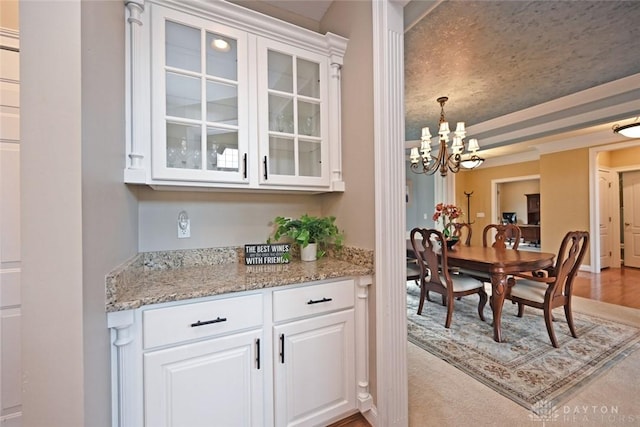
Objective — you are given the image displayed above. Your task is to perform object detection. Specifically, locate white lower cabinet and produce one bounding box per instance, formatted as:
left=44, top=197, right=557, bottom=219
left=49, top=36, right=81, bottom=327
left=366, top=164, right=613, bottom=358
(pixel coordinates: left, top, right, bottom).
left=273, top=310, right=355, bottom=427
left=144, top=329, right=264, bottom=427
left=108, top=278, right=370, bottom=427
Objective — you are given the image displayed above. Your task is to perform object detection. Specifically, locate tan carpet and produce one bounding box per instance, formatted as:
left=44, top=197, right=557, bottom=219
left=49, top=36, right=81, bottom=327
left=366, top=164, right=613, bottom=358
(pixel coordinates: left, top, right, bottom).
left=408, top=297, right=640, bottom=426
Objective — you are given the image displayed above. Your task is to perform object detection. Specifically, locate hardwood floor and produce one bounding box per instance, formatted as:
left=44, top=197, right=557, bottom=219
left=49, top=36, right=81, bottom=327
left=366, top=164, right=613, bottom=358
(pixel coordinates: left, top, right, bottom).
left=573, top=266, right=640, bottom=309
left=334, top=266, right=640, bottom=427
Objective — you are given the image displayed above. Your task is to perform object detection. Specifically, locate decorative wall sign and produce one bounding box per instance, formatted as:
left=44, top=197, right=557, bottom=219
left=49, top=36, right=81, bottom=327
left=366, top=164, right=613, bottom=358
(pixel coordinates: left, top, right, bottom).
left=244, top=243, right=291, bottom=265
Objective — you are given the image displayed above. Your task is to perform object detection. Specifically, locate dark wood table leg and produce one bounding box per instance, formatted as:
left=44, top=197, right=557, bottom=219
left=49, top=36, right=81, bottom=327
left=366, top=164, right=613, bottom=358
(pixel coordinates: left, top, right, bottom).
left=490, top=272, right=508, bottom=342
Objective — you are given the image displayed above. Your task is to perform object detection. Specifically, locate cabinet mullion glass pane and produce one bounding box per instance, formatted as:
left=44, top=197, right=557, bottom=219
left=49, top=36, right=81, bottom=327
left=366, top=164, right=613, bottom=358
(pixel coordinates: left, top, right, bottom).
left=298, top=139, right=322, bottom=177
left=166, top=123, right=202, bottom=170
left=206, top=32, right=238, bottom=81
left=207, top=127, right=239, bottom=172
left=297, top=58, right=320, bottom=98
left=166, top=21, right=200, bottom=72
left=268, top=51, right=293, bottom=93
left=207, top=81, right=238, bottom=125
left=166, top=72, right=201, bottom=120
left=297, top=101, right=320, bottom=137
left=269, top=95, right=294, bottom=133
left=269, top=136, right=295, bottom=176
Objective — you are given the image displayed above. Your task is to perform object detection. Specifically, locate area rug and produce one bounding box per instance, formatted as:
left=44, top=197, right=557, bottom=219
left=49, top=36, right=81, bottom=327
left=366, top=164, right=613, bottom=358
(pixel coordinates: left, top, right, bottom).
left=406, top=285, right=640, bottom=413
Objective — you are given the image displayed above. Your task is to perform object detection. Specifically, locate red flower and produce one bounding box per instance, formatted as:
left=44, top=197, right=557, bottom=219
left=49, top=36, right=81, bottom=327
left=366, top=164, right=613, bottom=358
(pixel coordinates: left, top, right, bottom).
left=433, top=203, right=464, bottom=237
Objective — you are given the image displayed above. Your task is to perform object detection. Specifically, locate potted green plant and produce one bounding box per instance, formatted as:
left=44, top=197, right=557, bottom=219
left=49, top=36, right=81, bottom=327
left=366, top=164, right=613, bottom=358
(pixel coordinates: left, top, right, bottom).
left=269, top=214, right=344, bottom=261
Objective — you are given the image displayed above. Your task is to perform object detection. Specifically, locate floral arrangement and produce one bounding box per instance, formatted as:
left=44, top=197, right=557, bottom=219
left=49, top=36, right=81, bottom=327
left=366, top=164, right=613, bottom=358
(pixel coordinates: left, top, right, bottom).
left=432, top=203, right=463, bottom=239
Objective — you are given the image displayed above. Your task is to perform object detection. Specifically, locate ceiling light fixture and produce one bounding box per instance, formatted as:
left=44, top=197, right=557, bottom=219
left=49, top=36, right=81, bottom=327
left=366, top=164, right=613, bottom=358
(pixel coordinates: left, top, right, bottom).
left=613, top=122, right=640, bottom=138
left=211, top=38, right=231, bottom=52
left=410, top=96, right=484, bottom=177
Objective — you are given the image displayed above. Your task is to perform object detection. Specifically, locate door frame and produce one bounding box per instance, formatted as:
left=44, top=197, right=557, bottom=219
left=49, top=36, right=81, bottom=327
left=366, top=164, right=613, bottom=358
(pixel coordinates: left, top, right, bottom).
left=589, top=141, right=640, bottom=271
left=491, top=174, right=540, bottom=232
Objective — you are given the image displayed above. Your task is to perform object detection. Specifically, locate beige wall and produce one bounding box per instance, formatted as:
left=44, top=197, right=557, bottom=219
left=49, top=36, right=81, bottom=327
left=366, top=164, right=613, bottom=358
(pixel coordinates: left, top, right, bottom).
left=138, top=189, right=319, bottom=251
left=80, top=2, right=137, bottom=424
left=455, top=161, right=539, bottom=246
left=458, top=149, right=591, bottom=260
left=320, top=1, right=375, bottom=250
left=21, top=1, right=135, bottom=425
left=320, top=0, right=377, bottom=403
left=539, top=148, right=590, bottom=257
left=499, top=179, right=540, bottom=225
left=0, top=1, right=18, bottom=30
left=456, top=148, right=589, bottom=263
left=608, top=146, right=640, bottom=168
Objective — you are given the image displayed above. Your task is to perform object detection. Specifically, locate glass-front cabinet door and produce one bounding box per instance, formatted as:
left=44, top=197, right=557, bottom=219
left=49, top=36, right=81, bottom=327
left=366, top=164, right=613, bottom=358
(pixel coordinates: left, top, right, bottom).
left=258, top=39, right=329, bottom=187
left=151, top=8, right=249, bottom=183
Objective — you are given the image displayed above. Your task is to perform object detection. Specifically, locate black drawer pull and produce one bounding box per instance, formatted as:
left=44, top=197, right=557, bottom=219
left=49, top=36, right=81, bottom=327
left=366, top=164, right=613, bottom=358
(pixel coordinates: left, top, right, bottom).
left=256, top=338, right=261, bottom=370
left=190, top=317, right=227, bottom=328
left=242, top=153, right=247, bottom=179
left=307, top=297, right=333, bottom=305
left=280, top=334, right=285, bottom=364
left=263, top=156, right=268, bottom=180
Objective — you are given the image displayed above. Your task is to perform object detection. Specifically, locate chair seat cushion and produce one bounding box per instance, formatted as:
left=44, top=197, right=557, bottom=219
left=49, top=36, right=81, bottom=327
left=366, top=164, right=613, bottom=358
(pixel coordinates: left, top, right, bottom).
left=441, top=274, right=485, bottom=292
left=509, top=279, right=548, bottom=303
left=407, top=263, right=421, bottom=281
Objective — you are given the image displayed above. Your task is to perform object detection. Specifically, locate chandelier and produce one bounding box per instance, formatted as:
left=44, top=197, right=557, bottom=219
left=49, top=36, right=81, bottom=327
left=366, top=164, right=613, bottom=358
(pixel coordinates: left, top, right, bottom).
left=410, top=96, right=484, bottom=177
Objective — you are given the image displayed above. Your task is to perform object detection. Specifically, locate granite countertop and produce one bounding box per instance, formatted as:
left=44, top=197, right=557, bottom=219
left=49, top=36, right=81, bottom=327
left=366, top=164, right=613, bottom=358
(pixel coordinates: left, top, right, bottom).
left=106, top=246, right=374, bottom=312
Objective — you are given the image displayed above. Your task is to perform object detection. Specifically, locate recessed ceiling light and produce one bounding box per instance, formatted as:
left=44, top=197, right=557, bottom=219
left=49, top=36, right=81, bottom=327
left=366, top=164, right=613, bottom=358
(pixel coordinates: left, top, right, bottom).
left=211, top=38, right=231, bottom=53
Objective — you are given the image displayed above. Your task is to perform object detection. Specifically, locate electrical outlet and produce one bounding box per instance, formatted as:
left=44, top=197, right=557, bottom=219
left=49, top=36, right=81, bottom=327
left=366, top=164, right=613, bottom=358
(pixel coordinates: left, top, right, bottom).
left=423, top=213, right=428, bottom=220
left=177, top=211, right=190, bottom=238
left=476, top=212, right=485, bottom=218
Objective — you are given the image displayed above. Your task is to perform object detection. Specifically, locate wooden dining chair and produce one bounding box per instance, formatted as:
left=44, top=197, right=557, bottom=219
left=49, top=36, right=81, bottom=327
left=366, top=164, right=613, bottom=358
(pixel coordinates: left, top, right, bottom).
left=506, top=231, right=589, bottom=347
left=483, top=223, right=521, bottom=249
left=410, top=227, right=488, bottom=328
left=451, top=222, right=472, bottom=246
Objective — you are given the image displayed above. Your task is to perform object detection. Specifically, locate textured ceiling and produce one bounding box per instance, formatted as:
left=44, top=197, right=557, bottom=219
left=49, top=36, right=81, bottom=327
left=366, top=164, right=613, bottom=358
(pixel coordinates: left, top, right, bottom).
left=404, top=1, right=640, bottom=142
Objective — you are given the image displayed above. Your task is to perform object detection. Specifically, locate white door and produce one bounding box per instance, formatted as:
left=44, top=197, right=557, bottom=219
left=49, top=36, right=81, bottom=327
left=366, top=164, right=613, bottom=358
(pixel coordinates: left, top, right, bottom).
left=622, top=170, right=640, bottom=268
left=273, top=310, right=355, bottom=427
left=598, top=169, right=613, bottom=269
left=144, top=329, right=264, bottom=427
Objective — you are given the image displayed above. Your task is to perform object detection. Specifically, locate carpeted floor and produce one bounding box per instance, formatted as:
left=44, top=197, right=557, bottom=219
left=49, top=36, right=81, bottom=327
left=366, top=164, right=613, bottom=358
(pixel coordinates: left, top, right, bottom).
left=408, top=285, right=640, bottom=426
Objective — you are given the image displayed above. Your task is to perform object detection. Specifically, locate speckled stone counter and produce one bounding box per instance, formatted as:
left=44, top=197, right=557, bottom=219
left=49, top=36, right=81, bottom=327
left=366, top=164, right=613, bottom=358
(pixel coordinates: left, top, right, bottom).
left=106, top=246, right=374, bottom=312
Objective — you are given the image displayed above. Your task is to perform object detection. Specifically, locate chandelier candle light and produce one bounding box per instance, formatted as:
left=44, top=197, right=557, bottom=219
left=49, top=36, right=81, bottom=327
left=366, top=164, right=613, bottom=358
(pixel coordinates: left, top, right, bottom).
left=410, top=97, right=484, bottom=176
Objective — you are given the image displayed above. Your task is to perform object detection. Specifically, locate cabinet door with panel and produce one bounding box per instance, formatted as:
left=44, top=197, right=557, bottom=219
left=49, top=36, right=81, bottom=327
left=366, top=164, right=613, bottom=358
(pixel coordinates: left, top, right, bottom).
left=273, top=310, right=355, bottom=427
left=150, top=6, right=250, bottom=184
left=272, top=280, right=356, bottom=427
left=258, top=38, right=329, bottom=188
left=144, top=329, right=264, bottom=427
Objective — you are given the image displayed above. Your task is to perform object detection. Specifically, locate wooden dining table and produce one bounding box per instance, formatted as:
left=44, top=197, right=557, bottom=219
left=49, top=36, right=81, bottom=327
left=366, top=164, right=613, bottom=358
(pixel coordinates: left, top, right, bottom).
left=407, top=241, right=556, bottom=342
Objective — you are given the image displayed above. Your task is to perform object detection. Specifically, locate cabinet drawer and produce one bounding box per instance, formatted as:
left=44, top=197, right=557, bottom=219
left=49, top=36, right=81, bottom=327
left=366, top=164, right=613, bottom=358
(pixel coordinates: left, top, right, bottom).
left=273, top=280, right=354, bottom=323
left=143, top=293, right=263, bottom=349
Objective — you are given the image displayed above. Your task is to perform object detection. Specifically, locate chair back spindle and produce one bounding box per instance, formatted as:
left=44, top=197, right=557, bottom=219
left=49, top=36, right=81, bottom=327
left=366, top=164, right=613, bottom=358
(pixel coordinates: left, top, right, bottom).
left=483, top=223, right=521, bottom=249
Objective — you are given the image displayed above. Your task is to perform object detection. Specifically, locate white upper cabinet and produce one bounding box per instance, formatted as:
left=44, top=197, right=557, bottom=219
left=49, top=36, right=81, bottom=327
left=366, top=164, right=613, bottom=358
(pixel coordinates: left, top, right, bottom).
left=258, top=39, right=329, bottom=188
left=124, top=0, right=347, bottom=192
left=151, top=10, right=249, bottom=184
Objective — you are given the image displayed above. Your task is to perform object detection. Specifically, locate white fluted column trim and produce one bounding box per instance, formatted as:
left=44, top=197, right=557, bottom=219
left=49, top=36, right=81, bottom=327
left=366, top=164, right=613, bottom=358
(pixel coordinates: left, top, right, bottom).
left=372, top=0, right=408, bottom=426
left=124, top=0, right=147, bottom=180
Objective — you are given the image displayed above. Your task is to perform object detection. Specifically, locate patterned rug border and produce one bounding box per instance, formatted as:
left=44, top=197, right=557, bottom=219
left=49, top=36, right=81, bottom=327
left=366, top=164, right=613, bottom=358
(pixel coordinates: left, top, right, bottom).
left=407, top=289, right=640, bottom=412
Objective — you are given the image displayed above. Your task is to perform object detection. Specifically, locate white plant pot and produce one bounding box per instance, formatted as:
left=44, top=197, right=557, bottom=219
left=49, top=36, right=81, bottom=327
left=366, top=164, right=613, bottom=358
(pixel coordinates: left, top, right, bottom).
left=300, top=243, right=317, bottom=261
